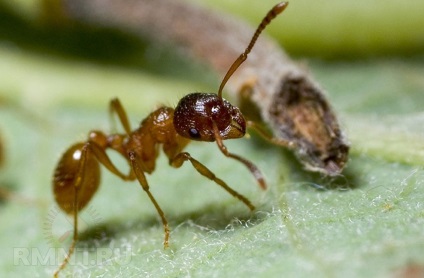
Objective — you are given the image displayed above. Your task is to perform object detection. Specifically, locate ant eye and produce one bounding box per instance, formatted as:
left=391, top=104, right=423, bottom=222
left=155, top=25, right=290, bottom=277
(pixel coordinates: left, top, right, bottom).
left=188, top=128, right=200, bottom=138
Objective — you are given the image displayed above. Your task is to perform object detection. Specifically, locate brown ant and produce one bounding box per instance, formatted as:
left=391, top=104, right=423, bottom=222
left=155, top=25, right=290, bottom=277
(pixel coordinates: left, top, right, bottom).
left=52, top=2, right=289, bottom=277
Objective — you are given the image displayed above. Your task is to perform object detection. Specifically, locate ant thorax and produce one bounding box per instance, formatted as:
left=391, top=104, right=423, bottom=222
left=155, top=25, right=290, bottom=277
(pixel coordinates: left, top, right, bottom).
left=124, top=106, right=188, bottom=173
left=173, top=93, right=246, bottom=142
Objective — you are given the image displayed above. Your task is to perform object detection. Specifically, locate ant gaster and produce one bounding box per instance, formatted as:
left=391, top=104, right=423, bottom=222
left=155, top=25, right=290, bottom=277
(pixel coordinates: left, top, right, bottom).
left=52, top=2, right=289, bottom=277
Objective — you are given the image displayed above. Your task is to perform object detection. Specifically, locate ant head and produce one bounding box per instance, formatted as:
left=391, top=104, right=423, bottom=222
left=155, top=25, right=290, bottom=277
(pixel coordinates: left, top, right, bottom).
left=174, top=93, right=246, bottom=142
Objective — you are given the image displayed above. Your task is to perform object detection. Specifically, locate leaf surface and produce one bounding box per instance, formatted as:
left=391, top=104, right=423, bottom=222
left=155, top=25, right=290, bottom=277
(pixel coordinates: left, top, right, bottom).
left=0, top=1, right=423, bottom=277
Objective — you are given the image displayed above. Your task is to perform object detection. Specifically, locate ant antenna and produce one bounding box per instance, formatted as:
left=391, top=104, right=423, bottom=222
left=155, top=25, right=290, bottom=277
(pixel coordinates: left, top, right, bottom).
left=217, top=2, right=289, bottom=99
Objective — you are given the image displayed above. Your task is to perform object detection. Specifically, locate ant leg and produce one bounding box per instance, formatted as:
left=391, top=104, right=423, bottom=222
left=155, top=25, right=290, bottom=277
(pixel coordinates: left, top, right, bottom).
left=54, top=187, right=80, bottom=278
left=128, top=151, right=170, bottom=248
left=87, top=141, right=135, bottom=180
left=212, top=122, right=266, bottom=190
left=54, top=144, right=91, bottom=278
left=170, top=152, right=255, bottom=211
left=109, top=98, right=132, bottom=135
left=246, top=121, right=295, bottom=149
left=54, top=142, right=136, bottom=277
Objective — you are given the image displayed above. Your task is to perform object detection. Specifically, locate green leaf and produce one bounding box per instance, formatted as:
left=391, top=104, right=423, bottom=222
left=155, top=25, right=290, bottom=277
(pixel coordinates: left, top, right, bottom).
left=1, top=2, right=424, bottom=278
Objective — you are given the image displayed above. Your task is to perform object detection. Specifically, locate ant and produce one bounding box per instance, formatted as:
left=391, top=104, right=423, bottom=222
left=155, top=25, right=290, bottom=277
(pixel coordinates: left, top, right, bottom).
left=52, top=2, right=289, bottom=277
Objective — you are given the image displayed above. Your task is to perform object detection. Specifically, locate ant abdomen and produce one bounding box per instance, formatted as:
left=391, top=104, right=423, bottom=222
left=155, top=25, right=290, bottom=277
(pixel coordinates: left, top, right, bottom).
left=53, top=143, right=100, bottom=214
left=174, top=93, right=246, bottom=141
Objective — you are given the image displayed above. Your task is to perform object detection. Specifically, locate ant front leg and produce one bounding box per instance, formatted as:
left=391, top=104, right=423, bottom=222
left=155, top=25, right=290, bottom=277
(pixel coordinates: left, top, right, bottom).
left=246, top=121, right=295, bottom=149
left=169, top=152, right=255, bottom=211
left=127, top=151, right=170, bottom=248
left=212, top=122, right=267, bottom=190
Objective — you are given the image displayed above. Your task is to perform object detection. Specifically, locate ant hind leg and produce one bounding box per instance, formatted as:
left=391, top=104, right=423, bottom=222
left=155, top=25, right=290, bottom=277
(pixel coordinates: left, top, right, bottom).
left=53, top=143, right=91, bottom=278
left=53, top=187, right=80, bottom=278
left=54, top=141, right=133, bottom=277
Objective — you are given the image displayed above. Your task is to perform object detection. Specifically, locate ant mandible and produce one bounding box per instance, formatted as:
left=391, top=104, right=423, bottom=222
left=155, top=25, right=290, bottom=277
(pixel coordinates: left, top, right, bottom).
left=52, top=2, right=289, bottom=277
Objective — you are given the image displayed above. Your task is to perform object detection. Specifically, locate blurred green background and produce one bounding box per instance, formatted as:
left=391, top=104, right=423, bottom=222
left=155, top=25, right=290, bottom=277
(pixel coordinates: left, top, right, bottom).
left=0, top=0, right=423, bottom=277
